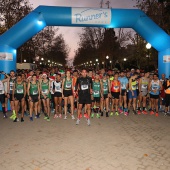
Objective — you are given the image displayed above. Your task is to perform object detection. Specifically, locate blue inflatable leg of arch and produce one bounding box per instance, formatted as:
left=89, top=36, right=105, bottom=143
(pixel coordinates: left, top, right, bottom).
left=0, top=6, right=170, bottom=78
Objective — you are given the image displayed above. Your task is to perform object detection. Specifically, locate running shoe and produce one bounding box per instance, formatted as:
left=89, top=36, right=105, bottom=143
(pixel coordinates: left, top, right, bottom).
left=13, top=118, right=18, bottom=122
left=79, top=113, right=82, bottom=119
left=150, top=111, right=154, bottom=115
left=54, top=114, right=58, bottom=119
left=133, top=110, right=137, bottom=115
left=76, top=119, right=80, bottom=125
left=110, top=112, right=114, bottom=116
left=115, top=111, right=119, bottom=116
left=84, top=113, right=87, bottom=118
left=24, top=111, right=29, bottom=116
left=142, top=110, right=147, bottom=115
left=91, top=113, right=94, bottom=118
left=137, top=110, right=141, bottom=115
left=3, top=113, right=8, bottom=119
left=118, top=108, right=123, bottom=114
left=64, top=115, right=67, bottom=120
left=35, top=115, right=40, bottom=119
left=44, top=116, right=48, bottom=120
left=71, top=115, right=75, bottom=120
left=87, top=119, right=90, bottom=126
left=46, top=117, right=50, bottom=121
left=155, top=112, right=159, bottom=117
left=21, top=117, right=24, bottom=122
left=59, top=114, right=62, bottom=118
left=96, top=113, right=100, bottom=118
left=106, top=112, right=109, bottom=117
left=10, top=114, right=16, bottom=119
left=30, top=117, right=33, bottom=121
left=124, top=111, right=129, bottom=116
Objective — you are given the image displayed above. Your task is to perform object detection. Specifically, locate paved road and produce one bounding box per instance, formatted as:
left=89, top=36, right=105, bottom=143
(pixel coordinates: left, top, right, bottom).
left=0, top=111, right=170, bottom=170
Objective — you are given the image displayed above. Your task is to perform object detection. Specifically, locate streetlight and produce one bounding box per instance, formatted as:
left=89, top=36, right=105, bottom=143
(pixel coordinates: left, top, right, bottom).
left=41, top=58, right=44, bottom=61
left=48, top=60, right=50, bottom=63
left=90, top=61, right=92, bottom=64
left=96, top=59, right=98, bottom=62
left=106, top=55, right=109, bottom=68
left=146, top=43, right=152, bottom=70
left=124, top=58, right=127, bottom=61
left=24, top=59, right=26, bottom=62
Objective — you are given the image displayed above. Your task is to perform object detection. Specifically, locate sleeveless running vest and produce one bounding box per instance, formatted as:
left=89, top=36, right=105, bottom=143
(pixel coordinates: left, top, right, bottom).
left=64, top=78, right=72, bottom=89
left=150, top=80, right=160, bottom=95
left=41, top=80, right=49, bottom=95
left=9, top=78, right=16, bottom=94
left=15, top=82, right=24, bottom=94
left=54, top=81, right=62, bottom=93
left=102, top=79, right=109, bottom=94
left=93, top=81, right=100, bottom=97
left=140, top=78, right=149, bottom=92
left=30, top=81, right=39, bottom=95
left=130, top=79, right=137, bottom=91
left=165, top=80, right=170, bottom=94
left=111, top=80, right=120, bottom=92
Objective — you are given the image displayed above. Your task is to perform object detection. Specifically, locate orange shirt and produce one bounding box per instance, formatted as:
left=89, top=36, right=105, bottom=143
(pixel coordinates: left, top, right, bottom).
left=111, top=80, right=121, bottom=92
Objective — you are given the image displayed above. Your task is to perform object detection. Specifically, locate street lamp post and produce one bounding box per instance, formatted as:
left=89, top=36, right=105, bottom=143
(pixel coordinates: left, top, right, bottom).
left=146, top=43, right=151, bottom=70
left=106, top=55, right=109, bottom=68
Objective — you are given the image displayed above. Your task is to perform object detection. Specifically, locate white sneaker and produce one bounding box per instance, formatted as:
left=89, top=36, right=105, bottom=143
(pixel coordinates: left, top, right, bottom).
left=87, top=119, right=90, bottom=126
left=17, top=118, right=20, bottom=122
left=64, top=115, right=67, bottom=120
left=76, top=119, right=80, bottom=125
left=71, top=115, right=75, bottom=120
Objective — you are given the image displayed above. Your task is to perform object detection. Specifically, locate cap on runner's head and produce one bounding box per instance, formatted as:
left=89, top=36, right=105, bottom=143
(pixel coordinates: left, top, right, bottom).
left=49, top=76, right=55, bottom=80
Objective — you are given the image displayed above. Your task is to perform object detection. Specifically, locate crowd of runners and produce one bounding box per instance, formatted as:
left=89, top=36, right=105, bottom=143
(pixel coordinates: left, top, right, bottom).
left=0, top=67, right=170, bottom=126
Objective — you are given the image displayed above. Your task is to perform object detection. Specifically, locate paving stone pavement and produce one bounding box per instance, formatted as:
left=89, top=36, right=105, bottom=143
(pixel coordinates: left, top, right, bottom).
left=0, top=111, right=170, bottom=170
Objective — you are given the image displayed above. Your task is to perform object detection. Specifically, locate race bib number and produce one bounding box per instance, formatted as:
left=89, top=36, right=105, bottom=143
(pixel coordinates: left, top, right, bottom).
left=10, top=84, right=13, bottom=91
left=55, top=86, right=61, bottom=92
left=33, top=90, right=38, bottom=95
left=142, top=84, right=147, bottom=89
left=17, top=89, right=23, bottom=94
left=66, top=83, right=71, bottom=88
left=81, top=84, right=88, bottom=90
left=42, top=89, right=48, bottom=94
left=121, top=84, right=126, bottom=89
left=114, top=86, right=119, bottom=90
left=94, top=90, right=99, bottom=95
left=132, top=85, right=136, bottom=90
left=104, top=86, right=108, bottom=91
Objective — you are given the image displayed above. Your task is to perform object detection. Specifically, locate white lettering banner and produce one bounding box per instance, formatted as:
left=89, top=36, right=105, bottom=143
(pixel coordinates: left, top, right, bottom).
left=72, top=8, right=111, bottom=25
left=0, top=53, right=13, bottom=61
left=163, top=55, right=170, bottom=63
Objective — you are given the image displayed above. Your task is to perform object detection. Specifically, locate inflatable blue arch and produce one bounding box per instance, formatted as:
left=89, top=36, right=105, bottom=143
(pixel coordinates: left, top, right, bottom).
left=0, top=6, right=170, bottom=77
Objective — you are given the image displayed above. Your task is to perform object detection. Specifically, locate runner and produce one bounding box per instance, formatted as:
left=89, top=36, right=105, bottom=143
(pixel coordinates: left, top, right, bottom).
left=149, top=73, right=162, bottom=116
left=75, top=68, right=92, bottom=125
left=62, top=70, right=75, bottom=120
left=27, top=74, right=40, bottom=121
left=53, top=74, right=63, bottom=118
left=118, top=70, right=129, bottom=116
left=0, top=72, right=9, bottom=118
left=128, top=72, right=138, bottom=115
left=9, top=70, right=17, bottom=120
left=40, top=72, right=51, bottom=121
left=164, top=76, right=170, bottom=116
left=91, top=73, right=102, bottom=118
left=100, top=73, right=110, bottom=117
left=110, top=72, right=121, bottom=116
left=138, top=72, right=149, bottom=114
left=12, top=74, right=26, bottom=122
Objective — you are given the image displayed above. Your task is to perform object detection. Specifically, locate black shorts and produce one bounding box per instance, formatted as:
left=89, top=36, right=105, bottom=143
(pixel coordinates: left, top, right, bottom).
left=14, top=94, right=24, bottom=102
left=136, top=89, right=139, bottom=96
left=54, top=92, right=62, bottom=97
left=111, top=92, right=120, bottom=99
left=94, top=97, right=100, bottom=102
left=103, top=94, right=108, bottom=99
left=165, top=94, right=170, bottom=107
left=79, top=93, right=91, bottom=104
left=63, top=90, right=73, bottom=97
left=10, top=93, right=13, bottom=101
left=150, top=94, right=159, bottom=99
left=30, top=95, right=39, bottom=103
left=121, top=89, right=126, bottom=96
left=0, top=94, right=5, bottom=104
